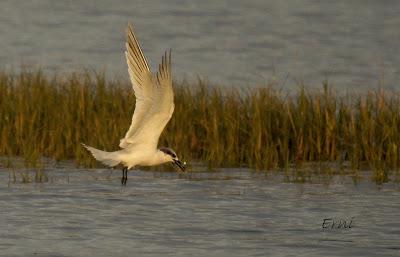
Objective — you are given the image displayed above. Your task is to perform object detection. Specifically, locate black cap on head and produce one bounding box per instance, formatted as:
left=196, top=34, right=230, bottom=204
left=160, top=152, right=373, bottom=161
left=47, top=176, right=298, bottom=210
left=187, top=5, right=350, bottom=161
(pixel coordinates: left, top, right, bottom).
left=159, top=147, right=177, bottom=158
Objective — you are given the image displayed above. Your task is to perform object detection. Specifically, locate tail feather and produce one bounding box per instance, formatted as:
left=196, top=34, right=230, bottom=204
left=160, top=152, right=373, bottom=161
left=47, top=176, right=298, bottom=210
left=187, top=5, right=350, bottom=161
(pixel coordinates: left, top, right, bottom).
left=81, top=143, right=121, bottom=167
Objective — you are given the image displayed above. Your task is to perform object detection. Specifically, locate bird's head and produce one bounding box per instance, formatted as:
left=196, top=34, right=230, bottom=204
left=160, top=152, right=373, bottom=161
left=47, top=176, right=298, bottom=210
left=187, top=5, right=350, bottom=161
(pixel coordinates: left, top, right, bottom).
left=159, top=147, right=185, bottom=171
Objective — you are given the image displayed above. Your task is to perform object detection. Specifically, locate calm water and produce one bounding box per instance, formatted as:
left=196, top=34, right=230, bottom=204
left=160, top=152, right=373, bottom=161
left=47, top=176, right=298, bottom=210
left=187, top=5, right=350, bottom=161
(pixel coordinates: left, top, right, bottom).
left=1, top=168, right=399, bottom=256
left=0, top=0, right=399, bottom=90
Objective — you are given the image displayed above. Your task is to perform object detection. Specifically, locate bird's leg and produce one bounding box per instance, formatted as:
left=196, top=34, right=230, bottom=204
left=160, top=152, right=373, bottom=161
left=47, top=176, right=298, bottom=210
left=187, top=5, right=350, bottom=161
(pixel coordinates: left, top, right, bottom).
left=124, top=168, right=128, bottom=185
left=121, top=168, right=124, bottom=185
left=121, top=167, right=128, bottom=186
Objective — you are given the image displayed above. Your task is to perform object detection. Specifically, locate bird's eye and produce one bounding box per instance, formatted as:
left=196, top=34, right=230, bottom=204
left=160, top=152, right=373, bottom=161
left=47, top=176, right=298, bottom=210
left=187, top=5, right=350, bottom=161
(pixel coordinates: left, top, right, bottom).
left=172, top=154, right=176, bottom=158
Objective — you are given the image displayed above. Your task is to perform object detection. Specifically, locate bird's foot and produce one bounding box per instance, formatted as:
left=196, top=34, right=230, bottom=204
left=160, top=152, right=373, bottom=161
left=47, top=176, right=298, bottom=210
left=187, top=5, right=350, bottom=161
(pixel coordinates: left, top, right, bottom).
left=121, top=176, right=127, bottom=186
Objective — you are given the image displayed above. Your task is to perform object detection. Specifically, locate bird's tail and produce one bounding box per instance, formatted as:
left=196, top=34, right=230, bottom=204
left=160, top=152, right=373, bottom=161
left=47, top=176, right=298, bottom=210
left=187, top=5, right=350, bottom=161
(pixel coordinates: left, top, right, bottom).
left=81, top=143, right=121, bottom=167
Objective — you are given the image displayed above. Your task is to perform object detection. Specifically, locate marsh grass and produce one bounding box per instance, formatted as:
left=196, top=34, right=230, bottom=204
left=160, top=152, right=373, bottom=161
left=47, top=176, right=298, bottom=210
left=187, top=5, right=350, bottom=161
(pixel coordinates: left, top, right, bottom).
left=0, top=69, right=399, bottom=183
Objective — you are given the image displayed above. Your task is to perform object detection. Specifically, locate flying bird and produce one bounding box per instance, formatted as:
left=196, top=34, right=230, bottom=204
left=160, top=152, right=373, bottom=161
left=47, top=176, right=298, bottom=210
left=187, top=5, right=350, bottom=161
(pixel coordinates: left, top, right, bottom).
left=82, top=23, right=185, bottom=185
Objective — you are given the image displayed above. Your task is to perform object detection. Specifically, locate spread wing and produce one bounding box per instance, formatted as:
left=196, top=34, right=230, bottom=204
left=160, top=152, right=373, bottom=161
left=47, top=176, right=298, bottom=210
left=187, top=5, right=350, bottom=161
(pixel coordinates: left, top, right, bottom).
left=119, top=23, right=174, bottom=150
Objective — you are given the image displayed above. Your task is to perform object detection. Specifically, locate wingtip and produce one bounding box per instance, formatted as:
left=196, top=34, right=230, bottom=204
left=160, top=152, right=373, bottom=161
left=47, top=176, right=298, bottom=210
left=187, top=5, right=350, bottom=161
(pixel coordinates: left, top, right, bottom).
left=81, top=143, right=89, bottom=149
left=169, top=48, right=172, bottom=67
left=126, top=22, right=134, bottom=35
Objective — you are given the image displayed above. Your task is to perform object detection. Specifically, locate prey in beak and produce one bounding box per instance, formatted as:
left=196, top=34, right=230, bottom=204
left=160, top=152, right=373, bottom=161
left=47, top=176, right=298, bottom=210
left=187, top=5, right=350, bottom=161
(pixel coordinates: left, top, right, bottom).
left=173, top=159, right=186, bottom=171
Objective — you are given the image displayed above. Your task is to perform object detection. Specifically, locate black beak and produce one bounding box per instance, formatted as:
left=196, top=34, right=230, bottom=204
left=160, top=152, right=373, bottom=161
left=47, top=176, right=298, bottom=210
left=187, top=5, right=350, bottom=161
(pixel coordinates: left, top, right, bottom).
left=173, top=159, right=185, bottom=171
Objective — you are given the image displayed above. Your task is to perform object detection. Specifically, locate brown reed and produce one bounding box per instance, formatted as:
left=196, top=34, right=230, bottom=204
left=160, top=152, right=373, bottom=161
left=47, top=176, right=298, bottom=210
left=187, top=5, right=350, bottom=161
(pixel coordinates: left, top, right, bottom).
left=0, top=69, right=399, bottom=183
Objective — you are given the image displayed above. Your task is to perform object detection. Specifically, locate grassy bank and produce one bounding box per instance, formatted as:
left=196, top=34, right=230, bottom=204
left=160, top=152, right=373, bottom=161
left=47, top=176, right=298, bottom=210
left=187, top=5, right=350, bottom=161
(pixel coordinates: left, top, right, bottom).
left=0, top=69, right=399, bottom=182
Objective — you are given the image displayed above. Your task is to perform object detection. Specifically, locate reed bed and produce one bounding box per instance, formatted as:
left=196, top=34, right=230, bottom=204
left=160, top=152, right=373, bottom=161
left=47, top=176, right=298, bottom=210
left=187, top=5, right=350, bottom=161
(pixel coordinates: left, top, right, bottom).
left=0, top=69, right=399, bottom=183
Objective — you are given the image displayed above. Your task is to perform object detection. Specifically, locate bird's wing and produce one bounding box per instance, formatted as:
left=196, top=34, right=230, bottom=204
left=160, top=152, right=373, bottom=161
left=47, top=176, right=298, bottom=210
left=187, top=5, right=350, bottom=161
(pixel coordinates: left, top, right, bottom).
left=119, top=23, right=174, bottom=150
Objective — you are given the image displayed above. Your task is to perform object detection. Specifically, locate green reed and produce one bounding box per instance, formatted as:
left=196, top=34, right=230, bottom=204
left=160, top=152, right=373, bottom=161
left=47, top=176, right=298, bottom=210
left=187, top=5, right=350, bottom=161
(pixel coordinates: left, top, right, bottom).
left=0, top=69, right=399, bottom=182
